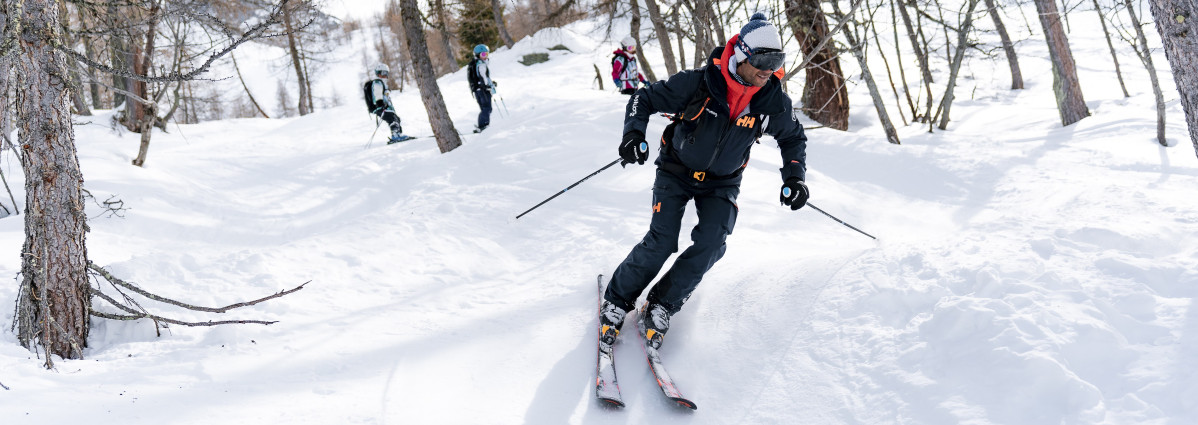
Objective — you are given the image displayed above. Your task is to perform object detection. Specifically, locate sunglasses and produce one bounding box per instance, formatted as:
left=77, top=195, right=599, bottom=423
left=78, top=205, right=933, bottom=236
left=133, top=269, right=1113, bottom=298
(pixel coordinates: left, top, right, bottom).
left=745, top=48, right=785, bottom=72
left=479, top=52, right=489, bottom=59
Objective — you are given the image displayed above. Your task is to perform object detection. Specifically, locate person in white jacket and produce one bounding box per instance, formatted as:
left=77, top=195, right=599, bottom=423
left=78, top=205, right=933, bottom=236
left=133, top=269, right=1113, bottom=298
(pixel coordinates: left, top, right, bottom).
left=363, top=63, right=412, bottom=144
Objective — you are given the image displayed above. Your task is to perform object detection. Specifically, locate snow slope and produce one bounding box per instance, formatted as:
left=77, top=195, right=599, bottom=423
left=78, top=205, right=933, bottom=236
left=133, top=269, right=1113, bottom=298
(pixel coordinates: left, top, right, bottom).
left=2, top=9, right=1197, bottom=425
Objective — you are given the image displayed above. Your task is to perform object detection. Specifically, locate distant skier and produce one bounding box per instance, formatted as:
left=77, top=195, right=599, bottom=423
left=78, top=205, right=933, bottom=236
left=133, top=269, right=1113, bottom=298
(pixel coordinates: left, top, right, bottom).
left=363, top=63, right=412, bottom=144
left=600, top=14, right=808, bottom=353
left=611, top=36, right=648, bottom=95
left=467, top=44, right=497, bottom=133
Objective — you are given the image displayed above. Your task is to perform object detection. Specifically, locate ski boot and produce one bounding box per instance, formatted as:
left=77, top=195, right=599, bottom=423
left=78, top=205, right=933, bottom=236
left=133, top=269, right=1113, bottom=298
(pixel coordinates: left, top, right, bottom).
left=472, top=124, right=488, bottom=134
left=638, top=301, right=671, bottom=350
left=387, top=133, right=414, bottom=144
left=599, top=300, right=627, bottom=351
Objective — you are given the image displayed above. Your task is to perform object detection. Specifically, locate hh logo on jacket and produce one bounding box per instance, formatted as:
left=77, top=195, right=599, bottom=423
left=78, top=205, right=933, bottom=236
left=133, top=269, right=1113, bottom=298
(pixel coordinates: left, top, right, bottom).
left=735, top=115, right=756, bottom=128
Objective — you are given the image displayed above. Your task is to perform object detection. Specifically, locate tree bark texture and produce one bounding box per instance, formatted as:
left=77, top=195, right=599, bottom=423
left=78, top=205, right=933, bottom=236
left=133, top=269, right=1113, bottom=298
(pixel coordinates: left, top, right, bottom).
left=937, top=0, right=981, bottom=130
left=1124, top=0, right=1166, bottom=146
left=1032, top=0, right=1090, bottom=126
left=13, top=0, right=92, bottom=362
left=629, top=0, right=658, bottom=82
left=643, top=0, right=678, bottom=76
left=1, top=2, right=10, bottom=139
left=399, top=0, right=463, bottom=153
left=983, top=0, right=1023, bottom=89
left=491, top=0, right=516, bottom=47
left=1145, top=0, right=1198, bottom=155
left=786, top=0, right=849, bottom=130
left=282, top=1, right=311, bottom=116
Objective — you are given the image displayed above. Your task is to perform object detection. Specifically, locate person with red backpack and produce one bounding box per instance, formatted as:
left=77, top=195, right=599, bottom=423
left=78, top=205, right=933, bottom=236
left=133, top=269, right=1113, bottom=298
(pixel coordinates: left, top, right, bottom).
left=600, top=14, right=808, bottom=356
left=363, top=63, right=412, bottom=144
left=611, top=36, right=648, bottom=95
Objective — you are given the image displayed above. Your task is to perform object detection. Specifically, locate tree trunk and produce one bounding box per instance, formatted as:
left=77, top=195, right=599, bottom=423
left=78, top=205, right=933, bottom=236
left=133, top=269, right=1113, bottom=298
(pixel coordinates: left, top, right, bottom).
left=130, top=1, right=161, bottom=166
left=833, top=1, right=901, bottom=144
left=896, top=0, right=935, bottom=122
left=786, top=0, right=849, bottom=130
left=643, top=0, right=678, bottom=76
left=491, top=0, right=516, bottom=47
left=983, top=0, right=1023, bottom=89
left=282, top=1, right=311, bottom=116
left=13, top=0, right=92, bottom=365
left=433, top=0, right=459, bottom=67
left=1032, top=0, right=1090, bottom=126
left=1093, top=0, right=1130, bottom=97
left=674, top=10, right=688, bottom=71
left=1145, top=0, right=1198, bottom=156
left=1, top=3, right=10, bottom=139
left=937, top=0, right=981, bottom=130
left=399, top=0, right=463, bottom=153
left=629, top=0, right=658, bottom=82
left=1123, top=0, right=1166, bottom=146
left=689, top=0, right=712, bottom=67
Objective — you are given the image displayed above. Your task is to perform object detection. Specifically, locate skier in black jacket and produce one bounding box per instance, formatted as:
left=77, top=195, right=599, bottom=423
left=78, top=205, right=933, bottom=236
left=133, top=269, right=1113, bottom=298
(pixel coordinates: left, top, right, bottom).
left=600, top=14, right=810, bottom=351
left=467, top=44, right=497, bottom=133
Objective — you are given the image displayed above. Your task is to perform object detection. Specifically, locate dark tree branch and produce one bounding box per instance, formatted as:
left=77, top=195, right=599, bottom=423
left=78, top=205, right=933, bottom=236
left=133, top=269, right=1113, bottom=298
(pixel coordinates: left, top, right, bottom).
left=88, top=261, right=308, bottom=314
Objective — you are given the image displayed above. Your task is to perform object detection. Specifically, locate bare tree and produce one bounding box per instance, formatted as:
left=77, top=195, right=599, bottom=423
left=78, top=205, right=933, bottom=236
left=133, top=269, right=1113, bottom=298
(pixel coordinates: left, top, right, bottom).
left=786, top=0, right=849, bottom=130
left=282, top=0, right=312, bottom=116
left=491, top=0, right=516, bottom=47
left=983, top=0, right=1023, bottom=89
left=643, top=0, right=678, bottom=76
left=8, top=0, right=303, bottom=368
left=399, top=0, right=463, bottom=153
left=936, top=0, right=982, bottom=130
left=1120, top=0, right=1166, bottom=146
left=1144, top=0, right=1198, bottom=156
left=12, top=0, right=94, bottom=363
left=896, top=0, right=936, bottom=122
left=832, top=0, right=902, bottom=144
left=629, top=0, right=658, bottom=82
left=1032, top=0, right=1090, bottom=126
left=432, top=0, right=459, bottom=68
left=1093, top=0, right=1131, bottom=98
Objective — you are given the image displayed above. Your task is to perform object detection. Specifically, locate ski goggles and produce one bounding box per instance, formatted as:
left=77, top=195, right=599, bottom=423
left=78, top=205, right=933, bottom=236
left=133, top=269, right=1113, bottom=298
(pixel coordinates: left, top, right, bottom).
left=479, top=51, right=489, bottom=59
left=377, top=70, right=389, bottom=78
left=745, top=48, right=785, bottom=72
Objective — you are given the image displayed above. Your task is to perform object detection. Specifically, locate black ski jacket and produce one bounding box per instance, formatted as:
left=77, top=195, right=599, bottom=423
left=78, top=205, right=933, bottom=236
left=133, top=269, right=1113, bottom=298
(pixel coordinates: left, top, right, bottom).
left=623, top=46, right=807, bottom=182
left=467, top=58, right=491, bottom=92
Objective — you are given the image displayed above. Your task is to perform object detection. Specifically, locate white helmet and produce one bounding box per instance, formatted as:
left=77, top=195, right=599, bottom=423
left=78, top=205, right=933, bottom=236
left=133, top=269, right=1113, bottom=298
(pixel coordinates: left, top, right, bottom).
left=621, top=36, right=635, bottom=50
left=373, top=63, right=390, bottom=78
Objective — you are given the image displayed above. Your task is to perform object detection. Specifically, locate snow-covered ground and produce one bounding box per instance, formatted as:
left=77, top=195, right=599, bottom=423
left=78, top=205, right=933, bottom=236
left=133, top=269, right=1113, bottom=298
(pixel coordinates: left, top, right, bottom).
left=2, top=6, right=1197, bottom=425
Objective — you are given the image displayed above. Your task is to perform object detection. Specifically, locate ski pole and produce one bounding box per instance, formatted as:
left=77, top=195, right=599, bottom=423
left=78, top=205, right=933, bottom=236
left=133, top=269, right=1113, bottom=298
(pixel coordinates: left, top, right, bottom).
left=516, top=157, right=631, bottom=220
left=364, top=115, right=381, bottom=149
left=497, top=94, right=510, bottom=116
left=806, top=202, right=877, bottom=240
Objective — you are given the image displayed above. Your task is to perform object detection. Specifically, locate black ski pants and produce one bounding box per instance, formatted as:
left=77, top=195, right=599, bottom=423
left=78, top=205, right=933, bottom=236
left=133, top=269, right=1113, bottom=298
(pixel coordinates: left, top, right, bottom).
left=473, top=89, right=492, bottom=129
left=375, top=108, right=402, bottom=135
left=604, top=169, right=739, bottom=314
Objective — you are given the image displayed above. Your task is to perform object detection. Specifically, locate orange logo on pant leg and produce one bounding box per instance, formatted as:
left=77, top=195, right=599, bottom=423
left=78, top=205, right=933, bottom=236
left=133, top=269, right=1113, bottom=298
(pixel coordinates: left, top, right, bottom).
left=653, top=202, right=661, bottom=213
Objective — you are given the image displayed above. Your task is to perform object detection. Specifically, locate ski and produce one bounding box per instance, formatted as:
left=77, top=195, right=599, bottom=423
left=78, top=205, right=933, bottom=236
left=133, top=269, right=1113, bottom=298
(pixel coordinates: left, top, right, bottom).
left=635, top=305, right=697, bottom=410
left=595, top=274, right=624, bottom=407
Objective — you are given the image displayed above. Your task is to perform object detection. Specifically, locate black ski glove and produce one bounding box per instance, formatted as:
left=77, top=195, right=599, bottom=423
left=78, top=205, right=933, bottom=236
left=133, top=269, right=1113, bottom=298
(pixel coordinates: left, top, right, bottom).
left=619, top=130, right=649, bottom=166
left=780, top=177, right=809, bottom=210
left=374, top=100, right=386, bottom=113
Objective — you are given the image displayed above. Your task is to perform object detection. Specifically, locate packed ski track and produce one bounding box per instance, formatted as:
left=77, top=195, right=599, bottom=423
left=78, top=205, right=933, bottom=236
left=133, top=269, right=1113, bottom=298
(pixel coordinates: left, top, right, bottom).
left=2, top=9, right=1198, bottom=425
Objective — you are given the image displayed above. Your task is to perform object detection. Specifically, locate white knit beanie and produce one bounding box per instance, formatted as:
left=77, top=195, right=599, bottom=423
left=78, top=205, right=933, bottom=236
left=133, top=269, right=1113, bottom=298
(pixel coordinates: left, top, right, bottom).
left=733, top=13, right=782, bottom=65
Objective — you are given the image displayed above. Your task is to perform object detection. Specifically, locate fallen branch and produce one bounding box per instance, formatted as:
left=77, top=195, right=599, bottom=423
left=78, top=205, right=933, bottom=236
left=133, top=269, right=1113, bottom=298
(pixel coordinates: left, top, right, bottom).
left=86, top=262, right=308, bottom=334
left=88, top=262, right=307, bottom=313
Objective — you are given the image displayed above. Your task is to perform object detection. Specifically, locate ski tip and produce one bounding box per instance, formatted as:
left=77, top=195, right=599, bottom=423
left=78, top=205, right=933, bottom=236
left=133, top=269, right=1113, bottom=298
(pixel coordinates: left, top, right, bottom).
left=598, top=397, right=625, bottom=408
left=672, top=398, right=697, bottom=410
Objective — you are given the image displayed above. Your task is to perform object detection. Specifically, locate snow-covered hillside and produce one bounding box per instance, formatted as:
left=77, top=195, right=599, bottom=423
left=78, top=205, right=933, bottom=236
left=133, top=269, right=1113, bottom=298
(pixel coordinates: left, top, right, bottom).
left=1, top=8, right=1197, bottom=425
